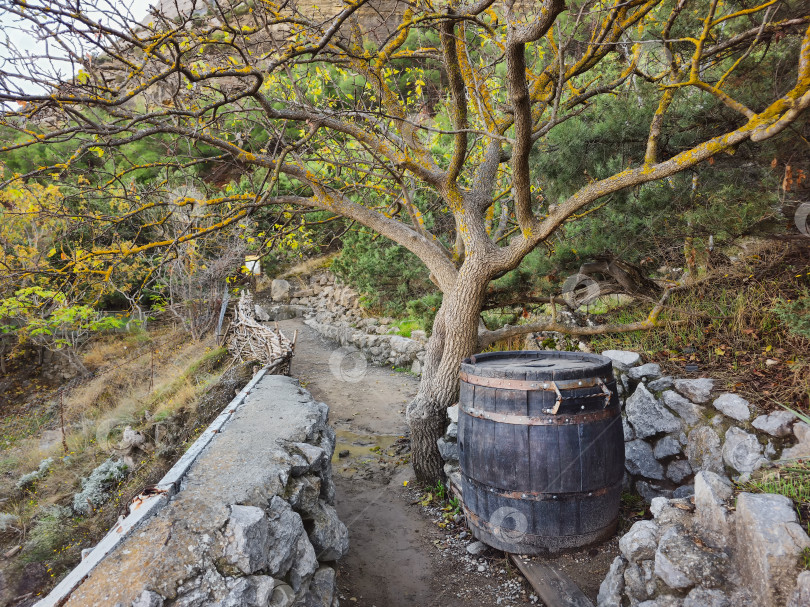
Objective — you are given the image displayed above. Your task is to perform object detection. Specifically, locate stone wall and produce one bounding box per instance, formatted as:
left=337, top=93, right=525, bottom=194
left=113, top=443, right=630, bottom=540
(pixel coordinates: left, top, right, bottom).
left=597, top=474, right=810, bottom=606
left=37, top=375, right=347, bottom=607
left=266, top=272, right=427, bottom=372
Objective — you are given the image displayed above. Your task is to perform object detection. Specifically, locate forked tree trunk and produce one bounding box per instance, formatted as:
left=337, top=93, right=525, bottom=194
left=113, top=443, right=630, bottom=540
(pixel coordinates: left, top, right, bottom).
left=407, top=262, right=489, bottom=483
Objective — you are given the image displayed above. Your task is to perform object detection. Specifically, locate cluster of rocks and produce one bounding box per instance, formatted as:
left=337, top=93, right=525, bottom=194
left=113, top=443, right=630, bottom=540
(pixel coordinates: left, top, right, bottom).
left=602, top=349, right=806, bottom=501
left=269, top=272, right=428, bottom=371
left=60, top=376, right=348, bottom=607
left=598, top=471, right=810, bottom=606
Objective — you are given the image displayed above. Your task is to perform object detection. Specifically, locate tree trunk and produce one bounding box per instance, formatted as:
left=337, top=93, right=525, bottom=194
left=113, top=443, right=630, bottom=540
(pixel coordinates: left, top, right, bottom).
left=407, top=261, right=489, bottom=483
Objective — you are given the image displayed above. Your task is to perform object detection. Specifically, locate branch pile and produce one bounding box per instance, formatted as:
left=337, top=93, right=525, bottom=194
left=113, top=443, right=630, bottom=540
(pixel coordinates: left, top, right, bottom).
left=227, top=291, right=295, bottom=375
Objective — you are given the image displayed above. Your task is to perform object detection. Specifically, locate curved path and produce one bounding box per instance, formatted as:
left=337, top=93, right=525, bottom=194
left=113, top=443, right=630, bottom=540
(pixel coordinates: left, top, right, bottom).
left=278, top=318, right=518, bottom=607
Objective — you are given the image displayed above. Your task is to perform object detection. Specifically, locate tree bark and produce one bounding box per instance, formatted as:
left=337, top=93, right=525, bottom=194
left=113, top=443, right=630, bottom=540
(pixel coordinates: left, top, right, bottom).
left=407, top=260, right=489, bottom=482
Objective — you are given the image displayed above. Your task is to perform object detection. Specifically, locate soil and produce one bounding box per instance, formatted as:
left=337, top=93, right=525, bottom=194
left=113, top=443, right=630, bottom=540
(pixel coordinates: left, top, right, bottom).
left=279, top=317, right=620, bottom=607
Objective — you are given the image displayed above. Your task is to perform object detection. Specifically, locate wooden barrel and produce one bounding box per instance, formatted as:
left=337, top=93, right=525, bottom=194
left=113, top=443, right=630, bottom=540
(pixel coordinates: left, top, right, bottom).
left=457, top=350, right=623, bottom=554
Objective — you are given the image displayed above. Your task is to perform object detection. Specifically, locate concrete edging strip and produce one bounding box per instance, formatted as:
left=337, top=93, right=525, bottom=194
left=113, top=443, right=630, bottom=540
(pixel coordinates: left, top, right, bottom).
left=35, top=368, right=269, bottom=607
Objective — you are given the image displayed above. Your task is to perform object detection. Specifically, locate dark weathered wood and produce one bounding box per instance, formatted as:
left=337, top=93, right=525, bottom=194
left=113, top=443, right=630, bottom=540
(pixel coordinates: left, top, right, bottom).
left=458, top=350, right=623, bottom=555
left=510, top=555, right=595, bottom=607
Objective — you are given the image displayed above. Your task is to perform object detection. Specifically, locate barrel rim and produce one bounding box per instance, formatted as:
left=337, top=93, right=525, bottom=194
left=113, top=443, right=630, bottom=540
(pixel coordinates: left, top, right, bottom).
left=460, top=350, right=613, bottom=381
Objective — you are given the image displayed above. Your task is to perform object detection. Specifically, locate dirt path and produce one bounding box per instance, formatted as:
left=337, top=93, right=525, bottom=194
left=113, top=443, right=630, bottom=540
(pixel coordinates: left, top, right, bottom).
left=279, top=318, right=540, bottom=607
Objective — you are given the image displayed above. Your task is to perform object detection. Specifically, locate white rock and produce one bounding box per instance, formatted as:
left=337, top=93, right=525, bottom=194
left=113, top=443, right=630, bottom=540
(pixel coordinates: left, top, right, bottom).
left=131, top=590, right=164, bottom=607
left=752, top=411, right=796, bottom=437
left=722, top=427, right=763, bottom=474
left=654, top=526, right=729, bottom=590
left=601, top=350, right=642, bottom=371
left=673, top=378, right=715, bottom=404
left=783, top=423, right=810, bottom=461
left=271, top=279, right=292, bottom=302
left=712, top=393, right=751, bottom=422
left=466, top=540, right=487, bottom=555
left=619, top=520, right=660, bottom=562
left=447, top=404, right=459, bottom=424
left=597, top=556, right=626, bottom=607
left=684, top=588, right=730, bottom=607
left=788, top=570, right=810, bottom=607
left=662, top=391, right=705, bottom=427
left=694, top=471, right=733, bottom=547
left=735, top=492, right=810, bottom=607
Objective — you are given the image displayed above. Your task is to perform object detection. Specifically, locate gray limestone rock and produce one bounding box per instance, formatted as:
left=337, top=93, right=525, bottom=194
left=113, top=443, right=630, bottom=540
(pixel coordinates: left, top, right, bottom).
left=752, top=410, right=796, bottom=437
left=286, top=475, right=321, bottom=514
left=735, top=492, right=810, bottom=607
left=301, top=566, right=336, bottom=607
left=654, top=526, right=729, bottom=590
left=648, top=377, right=674, bottom=392
left=447, top=404, right=459, bottom=424
left=686, top=427, right=724, bottom=474
left=673, top=378, right=715, bottom=404
left=626, top=440, right=665, bottom=480
left=307, top=500, right=349, bottom=562
left=271, top=279, right=292, bottom=303
left=445, top=422, right=458, bottom=440
left=601, top=350, right=642, bottom=371
left=288, top=534, right=318, bottom=593
left=269, top=584, right=295, bottom=607
left=437, top=438, right=459, bottom=462
left=661, top=391, right=704, bottom=427
left=788, top=571, right=810, bottom=607
left=224, top=505, right=270, bottom=575
left=626, top=384, right=681, bottom=439
left=619, top=519, right=660, bottom=562
left=291, top=443, right=326, bottom=473
left=623, top=417, right=635, bottom=441
left=637, top=596, right=685, bottom=607
left=636, top=481, right=673, bottom=503
left=722, top=427, right=763, bottom=474
left=466, top=541, right=488, bottom=555
left=629, top=363, right=662, bottom=381
left=649, top=498, right=693, bottom=528
left=712, top=393, right=751, bottom=422
left=221, top=576, right=275, bottom=607
left=683, top=588, right=730, bottom=607
left=654, top=435, right=682, bottom=460
left=265, top=497, right=306, bottom=578
left=597, top=556, right=626, bottom=607
left=672, top=485, right=694, bottom=499
left=131, top=590, right=164, bottom=607
left=254, top=304, right=271, bottom=322
left=694, top=471, right=733, bottom=548
left=666, top=460, right=692, bottom=484
left=624, top=560, right=656, bottom=604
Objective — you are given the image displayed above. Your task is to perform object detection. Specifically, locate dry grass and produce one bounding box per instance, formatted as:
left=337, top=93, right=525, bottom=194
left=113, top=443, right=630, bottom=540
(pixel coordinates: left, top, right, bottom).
left=0, top=327, right=233, bottom=601
left=277, top=253, right=337, bottom=280
left=589, top=239, right=810, bottom=412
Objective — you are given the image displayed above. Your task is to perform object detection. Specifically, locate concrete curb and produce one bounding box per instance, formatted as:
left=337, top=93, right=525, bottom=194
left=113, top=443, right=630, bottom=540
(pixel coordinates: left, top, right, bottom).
left=35, top=368, right=270, bottom=607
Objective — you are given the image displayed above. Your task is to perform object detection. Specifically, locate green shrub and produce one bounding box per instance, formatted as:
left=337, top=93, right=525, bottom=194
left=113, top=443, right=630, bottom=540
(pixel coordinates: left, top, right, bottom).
left=332, top=229, right=436, bottom=317
left=773, top=292, right=810, bottom=340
